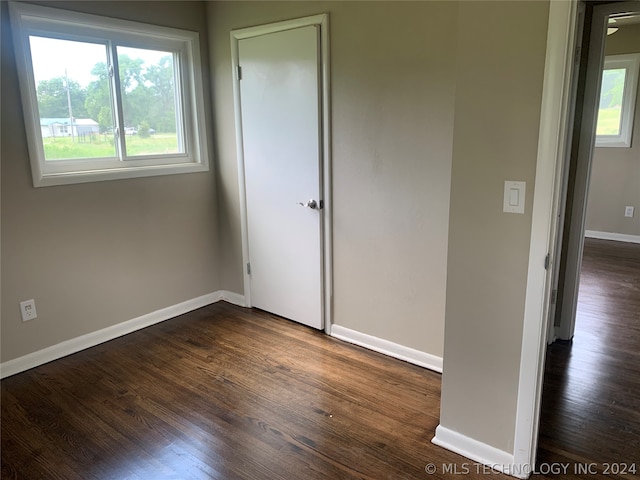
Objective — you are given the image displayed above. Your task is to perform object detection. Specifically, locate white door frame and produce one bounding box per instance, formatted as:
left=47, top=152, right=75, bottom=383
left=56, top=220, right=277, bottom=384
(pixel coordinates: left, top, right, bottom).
left=545, top=2, right=587, bottom=346
left=514, top=0, right=640, bottom=472
left=512, top=0, right=579, bottom=472
left=230, top=14, right=333, bottom=334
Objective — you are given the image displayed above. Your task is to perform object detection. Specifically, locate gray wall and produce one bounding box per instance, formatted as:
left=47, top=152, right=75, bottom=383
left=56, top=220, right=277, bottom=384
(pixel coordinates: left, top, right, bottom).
left=586, top=23, right=640, bottom=236
left=208, top=1, right=456, bottom=357
left=1, top=1, right=221, bottom=363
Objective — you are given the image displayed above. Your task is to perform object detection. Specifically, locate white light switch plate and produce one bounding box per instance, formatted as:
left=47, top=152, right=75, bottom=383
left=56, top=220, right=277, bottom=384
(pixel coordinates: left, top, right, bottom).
left=504, top=181, right=526, bottom=214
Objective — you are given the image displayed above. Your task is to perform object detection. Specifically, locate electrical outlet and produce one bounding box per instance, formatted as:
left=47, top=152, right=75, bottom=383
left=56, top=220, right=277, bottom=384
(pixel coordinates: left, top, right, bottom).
left=20, top=299, right=38, bottom=322
left=625, top=206, right=635, bottom=218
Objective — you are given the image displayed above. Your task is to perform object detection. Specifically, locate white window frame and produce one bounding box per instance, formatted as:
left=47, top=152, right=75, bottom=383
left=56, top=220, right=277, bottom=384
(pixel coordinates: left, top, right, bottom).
left=595, top=53, right=640, bottom=148
left=9, top=2, right=210, bottom=187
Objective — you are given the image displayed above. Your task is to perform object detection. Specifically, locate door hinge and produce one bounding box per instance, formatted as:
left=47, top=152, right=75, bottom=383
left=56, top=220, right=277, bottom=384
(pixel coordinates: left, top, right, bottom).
left=550, top=289, right=557, bottom=304
left=247, top=262, right=251, bottom=275
left=544, top=253, right=551, bottom=270
left=574, top=45, right=582, bottom=66
left=237, top=65, right=242, bottom=81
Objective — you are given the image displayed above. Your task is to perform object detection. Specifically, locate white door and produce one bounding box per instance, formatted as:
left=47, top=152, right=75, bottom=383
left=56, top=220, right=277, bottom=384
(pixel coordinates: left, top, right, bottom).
left=238, top=25, right=324, bottom=329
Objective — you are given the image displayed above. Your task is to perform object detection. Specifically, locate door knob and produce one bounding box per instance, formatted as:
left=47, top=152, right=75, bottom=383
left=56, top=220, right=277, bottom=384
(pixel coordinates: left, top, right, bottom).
left=297, top=199, right=321, bottom=209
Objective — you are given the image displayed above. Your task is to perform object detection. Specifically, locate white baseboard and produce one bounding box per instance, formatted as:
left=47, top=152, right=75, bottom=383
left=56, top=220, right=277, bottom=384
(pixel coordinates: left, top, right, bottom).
left=221, top=290, right=246, bottom=307
left=0, top=291, right=225, bottom=379
left=585, top=230, right=640, bottom=244
left=330, top=324, right=443, bottom=373
left=432, top=425, right=529, bottom=479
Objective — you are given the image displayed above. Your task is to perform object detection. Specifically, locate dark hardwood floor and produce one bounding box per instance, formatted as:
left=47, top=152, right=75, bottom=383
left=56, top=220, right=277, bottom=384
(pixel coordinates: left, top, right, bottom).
left=2, top=302, right=465, bottom=480
left=537, top=238, right=640, bottom=476
left=2, top=239, right=638, bottom=479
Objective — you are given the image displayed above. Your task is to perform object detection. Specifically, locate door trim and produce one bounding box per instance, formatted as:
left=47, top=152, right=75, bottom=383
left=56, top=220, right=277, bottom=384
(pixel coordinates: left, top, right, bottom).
left=512, top=0, right=579, bottom=470
left=230, top=14, right=333, bottom=334
left=514, top=0, right=640, bottom=470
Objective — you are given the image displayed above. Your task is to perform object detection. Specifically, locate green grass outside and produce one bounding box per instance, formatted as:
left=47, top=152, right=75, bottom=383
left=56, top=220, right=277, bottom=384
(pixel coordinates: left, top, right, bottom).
left=596, top=107, right=622, bottom=136
left=43, top=134, right=179, bottom=160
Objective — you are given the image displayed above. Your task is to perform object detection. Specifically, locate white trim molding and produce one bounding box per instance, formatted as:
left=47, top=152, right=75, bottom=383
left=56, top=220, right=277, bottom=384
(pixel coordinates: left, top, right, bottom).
left=585, top=230, right=640, bottom=244
left=432, top=426, right=531, bottom=479
left=330, top=324, right=442, bottom=373
left=221, top=290, right=247, bottom=307
left=0, top=291, right=241, bottom=379
left=513, top=0, right=579, bottom=474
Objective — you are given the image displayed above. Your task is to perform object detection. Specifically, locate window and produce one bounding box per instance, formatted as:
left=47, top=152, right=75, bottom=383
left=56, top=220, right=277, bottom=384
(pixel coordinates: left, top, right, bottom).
left=595, top=53, right=640, bottom=148
left=9, top=2, right=209, bottom=186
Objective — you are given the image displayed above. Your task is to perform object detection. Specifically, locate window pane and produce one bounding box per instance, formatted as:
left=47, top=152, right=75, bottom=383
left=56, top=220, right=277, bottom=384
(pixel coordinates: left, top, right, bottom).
left=596, top=68, right=626, bottom=136
left=29, top=36, right=116, bottom=160
left=116, top=46, right=181, bottom=157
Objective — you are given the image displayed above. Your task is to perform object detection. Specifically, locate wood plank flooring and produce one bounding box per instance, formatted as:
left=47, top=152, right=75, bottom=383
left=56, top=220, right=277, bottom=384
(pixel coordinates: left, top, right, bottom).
left=2, top=303, right=466, bottom=480
left=537, top=238, right=640, bottom=476
left=2, top=239, right=638, bottom=479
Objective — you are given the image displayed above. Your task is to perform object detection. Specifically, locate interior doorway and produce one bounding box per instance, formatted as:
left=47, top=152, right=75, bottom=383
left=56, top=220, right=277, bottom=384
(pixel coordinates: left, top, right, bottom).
left=537, top=0, right=640, bottom=469
left=553, top=1, right=640, bottom=343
